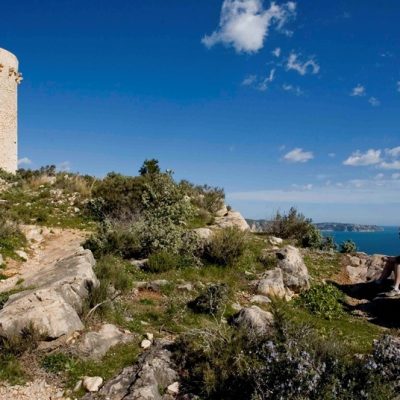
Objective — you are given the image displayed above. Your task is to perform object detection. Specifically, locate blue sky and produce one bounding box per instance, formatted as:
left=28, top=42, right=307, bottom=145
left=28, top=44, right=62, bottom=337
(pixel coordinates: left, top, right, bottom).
left=2, top=0, right=400, bottom=224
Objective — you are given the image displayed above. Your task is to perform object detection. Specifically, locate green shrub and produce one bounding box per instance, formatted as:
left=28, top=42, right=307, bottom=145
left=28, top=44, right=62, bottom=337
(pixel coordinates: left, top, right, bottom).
left=188, top=284, right=228, bottom=315
left=205, top=227, right=247, bottom=266
left=147, top=251, right=180, bottom=273
left=340, top=240, right=357, bottom=253
left=297, top=283, right=344, bottom=320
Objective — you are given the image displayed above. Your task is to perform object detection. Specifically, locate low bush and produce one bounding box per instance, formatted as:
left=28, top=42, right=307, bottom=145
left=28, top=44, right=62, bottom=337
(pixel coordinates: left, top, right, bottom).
left=340, top=240, right=357, bottom=253
left=0, top=210, right=26, bottom=259
left=174, top=311, right=396, bottom=399
left=147, top=251, right=180, bottom=273
left=205, top=227, right=247, bottom=266
left=188, top=284, right=228, bottom=315
left=297, top=283, right=344, bottom=320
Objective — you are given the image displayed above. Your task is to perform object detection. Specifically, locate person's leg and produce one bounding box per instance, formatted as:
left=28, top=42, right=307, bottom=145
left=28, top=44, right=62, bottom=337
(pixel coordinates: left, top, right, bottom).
left=375, top=257, right=395, bottom=283
left=393, top=262, right=400, bottom=290
left=385, top=257, right=400, bottom=296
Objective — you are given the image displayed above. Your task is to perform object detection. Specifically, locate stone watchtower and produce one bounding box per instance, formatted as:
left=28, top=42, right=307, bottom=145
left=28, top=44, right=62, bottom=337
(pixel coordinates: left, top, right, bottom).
left=0, top=48, right=22, bottom=173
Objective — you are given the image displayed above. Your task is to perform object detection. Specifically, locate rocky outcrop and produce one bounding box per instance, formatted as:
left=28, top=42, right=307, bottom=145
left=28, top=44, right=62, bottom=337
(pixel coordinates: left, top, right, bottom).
left=77, top=324, right=134, bottom=360
left=231, top=306, right=274, bottom=335
left=0, top=248, right=98, bottom=339
left=213, top=210, right=250, bottom=231
left=344, top=253, right=392, bottom=284
left=83, top=340, right=178, bottom=400
left=276, top=246, right=310, bottom=292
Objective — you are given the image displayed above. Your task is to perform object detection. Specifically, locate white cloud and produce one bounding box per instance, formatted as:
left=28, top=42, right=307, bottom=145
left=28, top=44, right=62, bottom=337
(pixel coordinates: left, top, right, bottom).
left=202, top=0, right=296, bottom=53
left=380, top=161, right=400, bottom=170
left=385, top=146, right=400, bottom=158
left=286, top=53, right=320, bottom=75
left=258, top=68, right=275, bottom=91
left=283, top=148, right=314, bottom=163
left=392, top=173, right=400, bottom=180
left=282, top=83, right=303, bottom=96
left=374, top=173, right=384, bottom=180
left=272, top=47, right=281, bottom=57
left=368, top=96, right=380, bottom=107
left=328, top=152, right=336, bottom=158
left=292, top=183, right=313, bottom=190
left=18, top=157, right=32, bottom=166
left=343, top=149, right=382, bottom=166
left=350, top=84, right=366, bottom=97
left=242, top=74, right=257, bottom=86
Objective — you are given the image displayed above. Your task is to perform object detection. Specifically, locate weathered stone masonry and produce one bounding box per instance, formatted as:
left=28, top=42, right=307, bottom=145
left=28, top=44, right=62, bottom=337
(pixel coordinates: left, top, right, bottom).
left=0, top=48, right=22, bottom=173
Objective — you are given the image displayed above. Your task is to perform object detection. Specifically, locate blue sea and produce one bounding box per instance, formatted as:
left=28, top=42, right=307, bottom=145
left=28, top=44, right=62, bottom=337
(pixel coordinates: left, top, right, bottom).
left=322, top=226, right=399, bottom=256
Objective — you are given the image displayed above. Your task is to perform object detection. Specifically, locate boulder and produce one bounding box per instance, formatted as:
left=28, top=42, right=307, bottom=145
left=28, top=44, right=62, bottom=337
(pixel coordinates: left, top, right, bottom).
left=255, top=268, right=287, bottom=298
left=0, top=254, right=3, bottom=266
left=231, top=306, right=274, bottom=335
left=0, top=249, right=98, bottom=339
left=213, top=210, right=250, bottom=231
left=82, top=340, right=178, bottom=400
left=276, top=246, right=310, bottom=292
left=83, top=376, right=103, bottom=392
left=346, top=265, right=368, bottom=284
left=366, top=255, right=391, bottom=281
left=269, top=236, right=283, bottom=246
left=192, top=228, right=213, bottom=242
left=77, top=324, right=133, bottom=360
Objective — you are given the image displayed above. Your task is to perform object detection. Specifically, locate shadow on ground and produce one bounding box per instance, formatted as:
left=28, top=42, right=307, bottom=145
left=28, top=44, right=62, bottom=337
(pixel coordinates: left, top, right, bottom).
left=331, top=280, right=400, bottom=329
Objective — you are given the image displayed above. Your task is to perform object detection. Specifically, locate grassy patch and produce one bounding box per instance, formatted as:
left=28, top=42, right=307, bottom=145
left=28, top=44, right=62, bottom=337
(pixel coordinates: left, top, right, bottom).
left=304, top=252, right=341, bottom=282
left=41, top=342, right=140, bottom=391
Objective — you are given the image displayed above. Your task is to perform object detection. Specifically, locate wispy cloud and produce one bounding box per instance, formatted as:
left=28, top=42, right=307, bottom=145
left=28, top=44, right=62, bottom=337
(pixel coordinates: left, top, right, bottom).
left=343, top=149, right=382, bottom=166
left=380, top=161, right=400, bottom=170
left=286, top=53, right=320, bottom=75
left=58, top=161, right=71, bottom=172
left=368, top=96, right=380, bottom=107
left=18, top=157, right=32, bottom=166
left=258, top=68, right=275, bottom=91
left=282, top=83, right=303, bottom=96
left=272, top=47, right=281, bottom=57
left=386, top=146, right=400, bottom=158
left=228, top=179, right=400, bottom=205
left=202, top=0, right=296, bottom=53
left=350, top=84, right=366, bottom=97
left=283, top=148, right=314, bottom=163
left=242, top=74, right=257, bottom=86
left=397, top=81, right=400, bottom=92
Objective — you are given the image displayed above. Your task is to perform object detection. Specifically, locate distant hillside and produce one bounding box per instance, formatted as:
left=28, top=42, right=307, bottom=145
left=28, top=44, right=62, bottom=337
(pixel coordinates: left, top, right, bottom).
left=246, top=219, right=384, bottom=233
left=315, top=222, right=384, bottom=232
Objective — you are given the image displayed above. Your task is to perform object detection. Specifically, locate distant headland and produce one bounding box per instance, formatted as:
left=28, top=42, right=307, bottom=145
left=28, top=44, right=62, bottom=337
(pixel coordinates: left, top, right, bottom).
left=246, top=219, right=384, bottom=233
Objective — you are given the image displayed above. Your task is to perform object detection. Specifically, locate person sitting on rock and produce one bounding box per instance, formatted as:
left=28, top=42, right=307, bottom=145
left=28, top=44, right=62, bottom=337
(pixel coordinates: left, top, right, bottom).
left=374, top=256, right=400, bottom=297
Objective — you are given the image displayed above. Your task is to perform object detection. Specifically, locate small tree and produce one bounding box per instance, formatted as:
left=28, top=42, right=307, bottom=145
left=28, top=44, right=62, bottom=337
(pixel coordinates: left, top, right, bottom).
left=139, top=159, right=160, bottom=176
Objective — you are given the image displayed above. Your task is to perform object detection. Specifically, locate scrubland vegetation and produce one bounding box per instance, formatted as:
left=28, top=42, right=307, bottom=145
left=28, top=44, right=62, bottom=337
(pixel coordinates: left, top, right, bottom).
left=0, top=160, right=398, bottom=399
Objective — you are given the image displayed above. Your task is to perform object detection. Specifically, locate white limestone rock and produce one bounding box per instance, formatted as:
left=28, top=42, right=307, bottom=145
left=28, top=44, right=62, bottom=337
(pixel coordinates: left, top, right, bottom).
left=232, top=306, right=274, bottom=335
left=213, top=210, right=250, bottom=231
left=276, top=246, right=310, bottom=293
left=0, top=249, right=98, bottom=339
left=83, top=376, right=103, bottom=392
left=256, top=268, right=288, bottom=298
left=78, top=324, right=134, bottom=360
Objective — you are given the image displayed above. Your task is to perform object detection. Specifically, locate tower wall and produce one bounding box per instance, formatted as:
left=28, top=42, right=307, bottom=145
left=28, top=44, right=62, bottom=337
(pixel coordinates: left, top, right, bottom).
left=0, top=48, right=21, bottom=174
